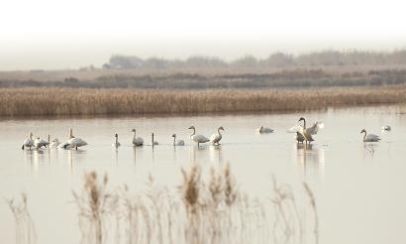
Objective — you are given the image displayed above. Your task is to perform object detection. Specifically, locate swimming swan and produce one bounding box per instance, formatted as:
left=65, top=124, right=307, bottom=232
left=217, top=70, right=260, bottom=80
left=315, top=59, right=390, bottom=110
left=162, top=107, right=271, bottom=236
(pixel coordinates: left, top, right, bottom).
left=60, top=128, right=88, bottom=150
left=360, top=129, right=381, bottom=142
left=34, top=137, right=50, bottom=149
left=131, top=129, right=144, bottom=146
left=257, top=126, right=274, bottom=134
left=50, top=138, right=60, bottom=148
left=171, top=134, right=185, bottom=146
left=210, top=126, right=225, bottom=145
left=188, top=126, right=210, bottom=147
left=112, top=133, right=121, bottom=147
left=21, top=132, right=34, bottom=150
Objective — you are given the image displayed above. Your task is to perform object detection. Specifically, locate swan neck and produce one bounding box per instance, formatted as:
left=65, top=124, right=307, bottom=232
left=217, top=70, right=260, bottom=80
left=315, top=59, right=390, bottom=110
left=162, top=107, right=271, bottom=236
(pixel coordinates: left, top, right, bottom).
left=173, top=136, right=176, bottom=145
left=190, top=128, right=196, bottom=136
left=116, top=136, right=118, bottom=144
left=218, top=128, right=222, bottom=135
left=303, top=120, right=306, bottom=129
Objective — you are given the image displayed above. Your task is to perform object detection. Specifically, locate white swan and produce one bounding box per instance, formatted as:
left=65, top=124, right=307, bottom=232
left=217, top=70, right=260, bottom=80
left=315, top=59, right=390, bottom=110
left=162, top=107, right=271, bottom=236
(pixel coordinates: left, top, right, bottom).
left=50, top=138, right=60, bottom=148
left=296, top=117, right=323, bottom=144
left=151, top=133, right=159, bottom=146
left=188, top=126, right=210, bottom=147
left=131, top=129, right=144, bottom=146
left=22, top=132, right=34, bottom=150
left=171, top=134, right=185, bottom=146
left=382, top=125, right=391, bottom=131
left=60, top=128, right=88, bottom=150
left=256, top=126, right=274, bottom=134
left=34, top=137, right=49, bottom=149
left=112, top=133, right=121, bottom=147
left=210, top=126, right=225, bottom=145
left=361, top=129, right=381, bottom=142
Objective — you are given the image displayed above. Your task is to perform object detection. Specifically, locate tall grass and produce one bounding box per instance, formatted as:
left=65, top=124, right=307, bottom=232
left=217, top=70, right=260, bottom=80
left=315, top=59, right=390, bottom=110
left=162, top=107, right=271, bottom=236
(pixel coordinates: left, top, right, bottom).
left=68, top=165, right=318, bottom=244
left=1, top=86, right=406, bottom=117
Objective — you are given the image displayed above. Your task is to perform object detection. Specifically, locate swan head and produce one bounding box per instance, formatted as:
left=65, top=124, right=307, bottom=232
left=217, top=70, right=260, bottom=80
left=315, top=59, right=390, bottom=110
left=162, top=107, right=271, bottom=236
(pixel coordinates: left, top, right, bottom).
left=172, top=133, right=176, bottom=137
left=298, top=117, right=305, bottom=122
left=188, top=126, right=195, bottom=130
left=115, top=133, right=118, bottom=137
left=131, top=129, right=136, bottom=132
left=219, top=126, right=225, bottom=131
left=360, top=129, right=367, bottom=134
left=29, top=132, right=33, bottom=138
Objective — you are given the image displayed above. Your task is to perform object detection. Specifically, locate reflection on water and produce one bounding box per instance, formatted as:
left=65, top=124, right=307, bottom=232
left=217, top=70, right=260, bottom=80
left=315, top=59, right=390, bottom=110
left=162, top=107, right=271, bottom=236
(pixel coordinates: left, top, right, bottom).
left=295, top=144, right=326, bottom=178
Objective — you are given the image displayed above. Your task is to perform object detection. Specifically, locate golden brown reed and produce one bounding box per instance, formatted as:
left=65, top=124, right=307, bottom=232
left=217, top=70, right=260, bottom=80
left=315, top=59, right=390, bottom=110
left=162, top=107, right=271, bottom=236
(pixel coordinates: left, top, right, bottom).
left=1, top=86, right=406, bottom=117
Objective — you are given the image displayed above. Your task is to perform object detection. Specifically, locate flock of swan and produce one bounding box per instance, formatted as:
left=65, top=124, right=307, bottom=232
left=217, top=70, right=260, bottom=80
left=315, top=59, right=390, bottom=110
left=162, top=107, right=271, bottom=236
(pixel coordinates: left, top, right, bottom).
left=21, top=117, right=390, bottom=150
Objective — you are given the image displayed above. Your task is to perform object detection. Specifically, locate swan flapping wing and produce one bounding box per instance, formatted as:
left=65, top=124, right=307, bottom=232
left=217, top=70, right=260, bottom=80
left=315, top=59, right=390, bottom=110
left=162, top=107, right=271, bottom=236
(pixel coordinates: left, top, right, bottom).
left=306, top=121, right=324, bottom=135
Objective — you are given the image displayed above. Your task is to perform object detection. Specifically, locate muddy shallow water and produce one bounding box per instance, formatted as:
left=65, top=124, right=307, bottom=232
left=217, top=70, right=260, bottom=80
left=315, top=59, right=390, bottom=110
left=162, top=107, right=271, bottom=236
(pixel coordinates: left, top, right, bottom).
left=1, top=105, right=406, bottom=244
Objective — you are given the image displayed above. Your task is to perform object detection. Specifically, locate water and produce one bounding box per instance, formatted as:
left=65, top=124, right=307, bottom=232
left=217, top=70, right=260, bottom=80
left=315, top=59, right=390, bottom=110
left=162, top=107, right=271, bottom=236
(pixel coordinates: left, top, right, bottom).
left=1, top=105, right=406, bottom=244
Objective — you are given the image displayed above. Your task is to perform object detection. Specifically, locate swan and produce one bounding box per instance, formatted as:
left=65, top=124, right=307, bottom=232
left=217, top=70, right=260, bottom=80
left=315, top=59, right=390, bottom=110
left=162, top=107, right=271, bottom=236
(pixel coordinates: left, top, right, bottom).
left=256, top=126, right=274, bottom=134
left=21, top=132, right=34, bottom=150
left=171, top=134, right=185, bottom=146
left=188, top=126, right=210, bottom=147
left=131, top=129, right=144, bottom=146
left=360, top=129, right=381, bottom=142
left=112, top=133, right=121, bottom=147
left=34, top=137, right=49, bottom=149
left=382, top=125, right=391, bottom=131
left=151, top=133, right=159, bottom=146
left=296, top=117, right=323, bottom=144
left=50, top=138, right=60, bottom=148
left=60, top=128, right=88, bottom=150
left=210, top=126, right=225, bottom=145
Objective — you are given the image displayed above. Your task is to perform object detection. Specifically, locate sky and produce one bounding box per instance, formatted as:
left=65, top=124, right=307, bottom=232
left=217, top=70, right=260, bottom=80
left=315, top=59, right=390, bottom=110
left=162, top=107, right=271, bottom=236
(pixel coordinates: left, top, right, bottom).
left=0, top=0, right=405, bottom=70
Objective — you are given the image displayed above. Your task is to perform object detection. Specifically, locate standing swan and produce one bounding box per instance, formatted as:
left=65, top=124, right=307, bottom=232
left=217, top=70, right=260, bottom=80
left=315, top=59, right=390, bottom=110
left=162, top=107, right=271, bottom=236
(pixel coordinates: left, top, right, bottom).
left=131, top=129, right=144, bottom=146
left=297, top=117, right=323, bottom=144
left=210, top=126, right=225, bottom=145
left=188, top=126, right=210, bottom=147
left=171, top=134, right=185, bottom=146
left=60, top=128, right=88, bottom=150
left=112, top=133, right=121, bottom=147
left=360, top=129, right=381, bottom=142
left=22, top=132, right=34, bottom=150
left=151, top=133, right=159, bottom=146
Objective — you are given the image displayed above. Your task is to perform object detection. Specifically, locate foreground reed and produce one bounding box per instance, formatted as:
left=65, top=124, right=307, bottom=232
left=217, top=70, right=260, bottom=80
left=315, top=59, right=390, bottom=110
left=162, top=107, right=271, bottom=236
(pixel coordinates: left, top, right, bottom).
left=1, top=86, right=406, bottom=116
left=5, top=193, right=37, bottom=244
left=69, top=165, right=317, bottom=244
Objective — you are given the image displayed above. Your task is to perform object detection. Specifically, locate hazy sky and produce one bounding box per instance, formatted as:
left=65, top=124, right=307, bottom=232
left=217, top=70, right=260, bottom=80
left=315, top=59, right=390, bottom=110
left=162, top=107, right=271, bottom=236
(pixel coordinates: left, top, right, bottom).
left=1, top=0, right=405, bottom=70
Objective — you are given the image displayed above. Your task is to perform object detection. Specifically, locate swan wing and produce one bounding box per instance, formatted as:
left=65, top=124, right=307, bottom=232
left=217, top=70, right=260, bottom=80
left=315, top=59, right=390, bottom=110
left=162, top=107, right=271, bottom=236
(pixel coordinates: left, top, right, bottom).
left=288, top=125, right=302, bottom=133
left=306, top=121, right=324, bottom=135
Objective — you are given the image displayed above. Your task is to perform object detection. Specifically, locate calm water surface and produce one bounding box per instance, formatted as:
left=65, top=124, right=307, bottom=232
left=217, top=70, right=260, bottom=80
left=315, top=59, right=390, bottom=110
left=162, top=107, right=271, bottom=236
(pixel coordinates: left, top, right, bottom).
left=1, top=105, right=406, bottom=244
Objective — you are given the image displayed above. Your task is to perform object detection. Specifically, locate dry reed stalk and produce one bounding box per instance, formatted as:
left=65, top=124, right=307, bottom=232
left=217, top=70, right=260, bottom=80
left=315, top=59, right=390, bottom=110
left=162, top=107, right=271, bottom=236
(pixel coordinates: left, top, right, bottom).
left=303, top=182, right=319, bottom=244
left=5, top=193, right=37, bottom=244
left=72, top=171, right=118, bottom=244
left=1, top=86, right=406, bottom=116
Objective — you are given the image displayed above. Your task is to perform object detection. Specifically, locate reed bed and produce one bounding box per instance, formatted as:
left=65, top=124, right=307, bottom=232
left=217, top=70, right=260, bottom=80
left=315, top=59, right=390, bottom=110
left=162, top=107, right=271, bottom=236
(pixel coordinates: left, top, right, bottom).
left=0, top=86, right=406, bottom=117
left=69, top=165, right=318, bottom=244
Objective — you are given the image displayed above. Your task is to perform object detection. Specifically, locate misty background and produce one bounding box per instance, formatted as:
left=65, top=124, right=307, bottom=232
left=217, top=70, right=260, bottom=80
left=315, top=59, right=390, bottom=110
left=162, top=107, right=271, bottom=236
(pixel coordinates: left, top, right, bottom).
left=1, top=0, right=406, bottom=70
